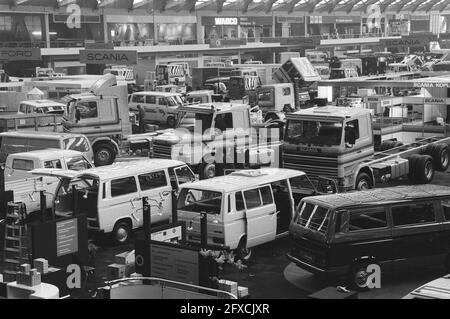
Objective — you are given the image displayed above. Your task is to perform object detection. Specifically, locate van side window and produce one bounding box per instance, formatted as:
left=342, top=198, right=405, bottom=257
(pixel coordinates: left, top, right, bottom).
left=236, top=192, right=245, bottom=211
left=138, top=171, right=167, bottom=191
left=392, top=203, right=436, bottom=226
left=44, top=160, right=62, bottom=169
left=133, top=95, right=145, bottom=103
left=12, top=159, right=34, bottom=171
left=244, top=189, right=262, bottom=210
left=111, top=177, right=138, bottom=197
left=442, top=199, right=450, bottom=221
left=260, top=186, right=274, bottom=206
left=349, top=209, right=387, bottom=232
left=146, top=96, right=156, bottom=104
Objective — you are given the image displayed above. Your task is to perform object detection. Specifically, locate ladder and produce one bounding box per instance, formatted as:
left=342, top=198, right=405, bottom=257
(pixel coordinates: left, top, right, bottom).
left=2, top=203, right=30, bottom=283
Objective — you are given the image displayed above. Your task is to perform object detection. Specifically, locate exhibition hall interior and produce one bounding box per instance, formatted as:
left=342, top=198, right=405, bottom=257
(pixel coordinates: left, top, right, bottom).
left=1, top=0, right=450, bottom=301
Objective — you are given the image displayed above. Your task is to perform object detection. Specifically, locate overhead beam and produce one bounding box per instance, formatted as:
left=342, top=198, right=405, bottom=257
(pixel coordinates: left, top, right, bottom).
left=379, top=0, right=399, bottom=13
left=265, top=0, right=278, bottom=13
left=216, top=0, right=225, bottom=12
left=242, top=0, right=253, bottom=13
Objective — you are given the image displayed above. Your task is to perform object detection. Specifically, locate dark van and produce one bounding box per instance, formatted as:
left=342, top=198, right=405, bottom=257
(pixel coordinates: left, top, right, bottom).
left=287, top=184, right=450, bottom=290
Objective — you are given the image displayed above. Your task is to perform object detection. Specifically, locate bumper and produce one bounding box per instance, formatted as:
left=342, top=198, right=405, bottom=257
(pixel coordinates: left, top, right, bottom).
left=287, top=253, right=339, bottom=277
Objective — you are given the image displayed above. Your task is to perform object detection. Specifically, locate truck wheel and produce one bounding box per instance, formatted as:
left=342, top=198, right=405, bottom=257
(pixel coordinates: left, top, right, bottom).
left=355, top=172, right=372, bottom=191
left=429, top=144, right=450, bottom=172
left=112, top=221, right=131, bottom=245
left=199, top=163, right=216, bottom=180
left=166, top=116, right=176, bottom=128
left=347, top=262, right=372, bottom=292
left=414, top=155, right=435, bottom=184
left=379, top=140, right=396, bottom=152
left=408, top=154, right=422, bottom=183
left=94, top=145, right=116, bottom=166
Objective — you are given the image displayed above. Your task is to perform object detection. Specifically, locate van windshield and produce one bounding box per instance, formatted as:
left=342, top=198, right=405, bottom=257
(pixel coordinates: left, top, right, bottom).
left=296, top=201, right=330, bottom=234
left=178, top=189, right=222, bottom=215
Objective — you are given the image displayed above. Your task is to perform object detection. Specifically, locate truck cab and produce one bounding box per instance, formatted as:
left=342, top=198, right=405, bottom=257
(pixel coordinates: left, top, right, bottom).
left=283, top=106, right=374, bottom=191
left=62, top=74, right=132, bottom=166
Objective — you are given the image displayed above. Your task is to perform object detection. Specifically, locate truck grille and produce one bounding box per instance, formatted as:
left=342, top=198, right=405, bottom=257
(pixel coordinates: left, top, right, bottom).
left=283, top=153, right=339, bottom=179
left=153, top=143, right=172, bottom=159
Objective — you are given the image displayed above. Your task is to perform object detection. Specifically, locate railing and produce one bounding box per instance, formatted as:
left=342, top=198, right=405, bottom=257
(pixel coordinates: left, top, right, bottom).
left=103, top=277, right=238, bottom=299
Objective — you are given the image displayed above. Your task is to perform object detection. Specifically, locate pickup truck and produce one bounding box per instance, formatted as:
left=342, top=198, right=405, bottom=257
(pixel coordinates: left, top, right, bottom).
left=4, top=149, right=93, bottom=214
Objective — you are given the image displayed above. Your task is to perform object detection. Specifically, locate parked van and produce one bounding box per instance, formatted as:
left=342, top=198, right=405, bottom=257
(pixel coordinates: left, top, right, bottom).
left=128, top=91, right=185, bottom=128
left=403, top=275, right=450, bottom=299
left=5, top=150, right=93, bottom=214
left=32, top=159, right=196, bottom=244
left=177, top=168, right=334, bottom=260
left=0, top=131, right=94, bottom=165
left=18, top=100, right=65, bottom=115
left=288, top=184, right=450, bottom=291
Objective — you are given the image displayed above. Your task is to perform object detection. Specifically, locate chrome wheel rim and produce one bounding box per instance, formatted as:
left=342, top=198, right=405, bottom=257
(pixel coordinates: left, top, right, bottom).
left=205, top=165, right=216, bottom=179
left=357, top=179, right=370, bottom=191
left=116, top=227, right=128, bottom=243
left=97, top=150, right=110, bottom=163
left=354, top=269, right=368, bottom=288
left=425, top=161, right=433, bottom=180
left=441, top=150, right=449, bottom=168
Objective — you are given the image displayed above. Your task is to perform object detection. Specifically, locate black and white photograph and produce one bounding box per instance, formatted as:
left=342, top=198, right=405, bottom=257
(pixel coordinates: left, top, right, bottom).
left=0, top=0, right=450, bottom=307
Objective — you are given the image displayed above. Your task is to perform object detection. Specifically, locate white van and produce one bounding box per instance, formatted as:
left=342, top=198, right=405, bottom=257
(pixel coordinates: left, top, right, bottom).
left=33, top=159, right=196, bottom=244
left=5, top=150, right=93, bottom=214
left=129, top=91, right=185, bottom=128
left=18, top=100, right=66, bottom=115
left=177, top=168, right=327, bottom=260
left=403, top=275, right=450, bottom=299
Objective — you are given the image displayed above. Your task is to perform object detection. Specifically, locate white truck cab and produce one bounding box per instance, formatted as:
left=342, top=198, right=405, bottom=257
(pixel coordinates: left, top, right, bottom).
left=177, top=168, right=324, bottom=260
left=32, top=159, right=196, bottom=244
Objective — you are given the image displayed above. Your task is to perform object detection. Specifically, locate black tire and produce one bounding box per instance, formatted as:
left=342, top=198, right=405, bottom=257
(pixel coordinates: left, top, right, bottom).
left=355, top=172, right=372, bottom=191
left=199, top=163, right=216, bottom=180
left=445, top=254, right=450, bottom=273
left=236, top=237, right=252, bottom=262
left=413, top=155, right=435, bottom=184
left=408, top=154, right=422, bottom=183
left=430, top=144, right=450, bottom=172
left=347, top=262, right=371, bottom=292
left=379, top=140, right=396, bottom=152
left=94, top=144, right=116, bottom=166
left=167, top=116, right=176, bottom=128
left=112, top=221, right=132, bottom=245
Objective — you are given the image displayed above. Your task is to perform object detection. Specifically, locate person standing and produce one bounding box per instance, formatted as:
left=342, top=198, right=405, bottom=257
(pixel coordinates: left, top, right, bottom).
left=137, top=105, right=146, bottom=133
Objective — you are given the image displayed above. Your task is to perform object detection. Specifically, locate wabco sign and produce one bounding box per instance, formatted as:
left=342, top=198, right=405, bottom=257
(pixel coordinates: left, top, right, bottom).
left=80, top=50, right=138, bottom=65
left=0, top=48, right=41, bottom=61
left=214, top=17, right=238, bottom=25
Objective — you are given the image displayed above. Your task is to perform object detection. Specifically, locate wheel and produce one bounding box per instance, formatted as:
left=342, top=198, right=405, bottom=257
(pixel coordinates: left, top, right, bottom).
left=413, top=155, right=435, bottom=184
left=112, top=221, right=132, bottom=245
left=94, top=145, right=116, bottom=166
left=355, top=172, right=372, bottom=191
left=430, top=144, right=450, bottom=172
left=236, top=238, right=252, bottom=262
left=199, top=163, right=216, bottom=180
left=408, top=154, right=422, bottom=183
left=166, top=116, right=176, bottom=128
left=347, top=262, right=371, bottom=292
left=379, top=140, right=396, bottom=152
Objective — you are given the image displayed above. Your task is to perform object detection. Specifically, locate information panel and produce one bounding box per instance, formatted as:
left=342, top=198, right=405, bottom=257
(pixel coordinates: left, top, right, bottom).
left=150, top=244, right=199, bottom=285
left=56, top=219, right=79, bottom=257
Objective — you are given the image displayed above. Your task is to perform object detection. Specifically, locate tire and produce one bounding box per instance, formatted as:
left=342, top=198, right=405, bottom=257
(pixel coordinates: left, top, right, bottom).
left=199, top=163, right=216, bottom=180
left=445, top=254, right=450, bottom=273
left=94, top=144, right=116, bottom=166
left=166, top=116, right=176, bottom=128
left=347, top=262, right=371, bottom=292
left=379, top=140, right=396, bottom=152
left=236, top=238, right=252, bottom=262
left=408, top=154, right=422, bottom=183
left=112, top=221, right=132, bottom=245
left=430, top=144, right=450, bottom=172
left=413, top=155, right=435, bottom=184
left=355, top=172, right=372, bottom=191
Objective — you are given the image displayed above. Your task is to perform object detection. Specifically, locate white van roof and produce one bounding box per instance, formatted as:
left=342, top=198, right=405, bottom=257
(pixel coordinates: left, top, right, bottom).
left=406, top=275, right=450, bottom=299
left=8, top=149, right=84, bottom=161
left=32, top=159, right=186, bottom=181
left=20, top=100, right=65, bottom=107
left=179, top=168, right=306, bottom=193
left=133, top=91, right=181, bottom=97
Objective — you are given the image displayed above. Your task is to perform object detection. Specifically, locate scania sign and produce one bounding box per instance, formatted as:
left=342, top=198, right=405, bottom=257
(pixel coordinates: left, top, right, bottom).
left=80, top=49, right=138, bottom=65
left=0, top=48, right=41, bottom=61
